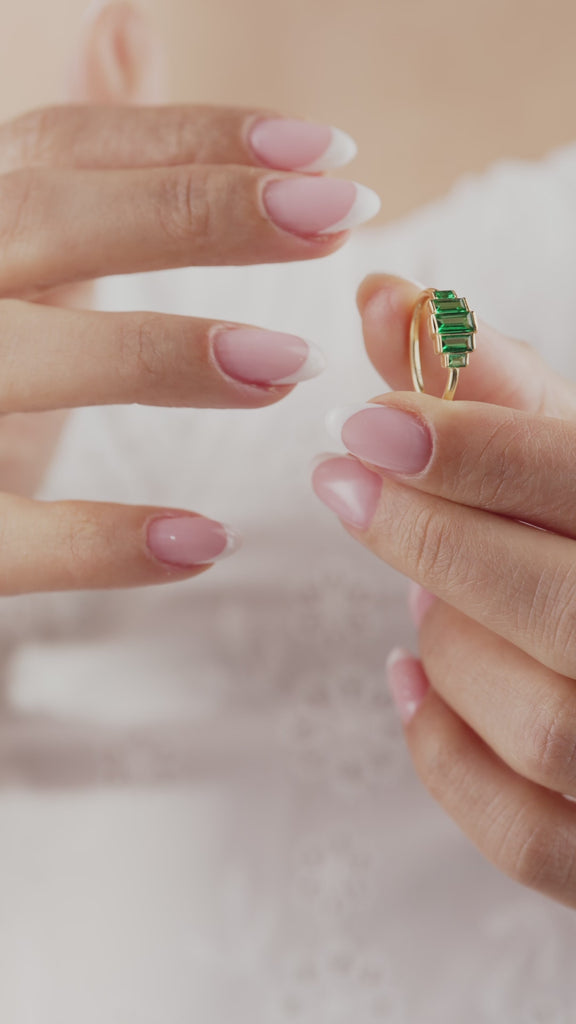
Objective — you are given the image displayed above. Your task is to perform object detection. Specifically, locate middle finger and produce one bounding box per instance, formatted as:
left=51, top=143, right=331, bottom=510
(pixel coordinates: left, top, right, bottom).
left=0, top=164, right=379, bottom=295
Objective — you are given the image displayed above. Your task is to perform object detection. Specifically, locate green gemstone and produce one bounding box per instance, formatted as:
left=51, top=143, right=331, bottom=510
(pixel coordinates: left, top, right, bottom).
left=434, top=311, right=477, bottom=336
left=447, top=353, right=468, bottom=368
left=434, top=298, right=469, bottom=314
left=433, top=289, right=456, bottom=300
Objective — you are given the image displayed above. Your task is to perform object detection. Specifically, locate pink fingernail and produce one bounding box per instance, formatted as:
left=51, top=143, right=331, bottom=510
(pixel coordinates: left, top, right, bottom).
left=311, top=455, right=382, bottom=529
left=326, top=403, right=433, bottom=474
left=212, top=327, right=325, bottom=386
left=263, top=177, right=381, bottom=238
left=147, top=516, right=241, bottom=567
left=248, top=118, right=357, bottom=172
left=408, top=581, right=438, bottom=628
left=386, top=647, right=430, bottom=725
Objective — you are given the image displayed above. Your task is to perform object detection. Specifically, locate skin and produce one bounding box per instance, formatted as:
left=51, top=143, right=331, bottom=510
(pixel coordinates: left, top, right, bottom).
left=0, top=2, right=357, bottom=593
left=2, top=1, right=576, bottom=906
left=2, top=0, right=576, bottom=221
left=312, top=274, right=576, bottom=910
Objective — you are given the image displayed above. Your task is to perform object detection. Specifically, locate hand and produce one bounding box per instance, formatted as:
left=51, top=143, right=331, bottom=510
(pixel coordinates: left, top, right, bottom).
left=312, top=273, right=576, bottom=910
left=0, top=2, right=379, bottom=595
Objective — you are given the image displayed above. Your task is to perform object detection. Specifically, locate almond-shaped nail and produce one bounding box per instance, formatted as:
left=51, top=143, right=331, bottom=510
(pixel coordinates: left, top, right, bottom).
left=408, top=581, right=438, bottom=628
left=147, top=516, right=241, bottom=567
left=212, top=327, right=325, bottom=386
left=386, top=647, right=430, bottom=725
left=326, top=403, right=433, bottom=474
left=311, top=454, right=382, bottom=529
left=263, top=177, right=381, bottom=238
left=248, top=118, right=357, bottom=172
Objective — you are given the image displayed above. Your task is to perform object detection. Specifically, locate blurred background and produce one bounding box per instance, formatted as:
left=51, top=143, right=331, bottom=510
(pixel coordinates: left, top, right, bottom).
left=2, top=0, right=575, bottom=222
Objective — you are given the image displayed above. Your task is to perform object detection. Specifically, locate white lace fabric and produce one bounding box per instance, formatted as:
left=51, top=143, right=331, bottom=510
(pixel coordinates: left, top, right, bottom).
left=1, top=143, right=576, bottom=1021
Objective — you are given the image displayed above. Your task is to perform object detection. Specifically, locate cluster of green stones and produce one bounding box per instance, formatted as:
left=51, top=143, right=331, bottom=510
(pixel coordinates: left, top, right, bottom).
left=430, top=290, right=478, bottom=370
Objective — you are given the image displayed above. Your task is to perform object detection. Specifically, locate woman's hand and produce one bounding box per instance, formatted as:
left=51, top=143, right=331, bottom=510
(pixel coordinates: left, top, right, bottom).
left=312, top=273, right=576, bottom=910
left=0, top=2, right=379, bottom=595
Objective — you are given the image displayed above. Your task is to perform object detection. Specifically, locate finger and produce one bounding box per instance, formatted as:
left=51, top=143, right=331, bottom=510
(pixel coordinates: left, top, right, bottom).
left=417, top=597, right=576, bottom=800
left=42, top=1, right=154, bottom=312
left=356, top=274, right=576, bottom=419
left=0, top=104, right=358, bottom=176
left=0, top=166, right=379, bottom=295
left=386, top=649, right=576, bottom=911
left=311, top=452, right=576, bottom=679
left=325, top=390, right=576, bottom=539
left=0, top=495, right=241, bottom=594
left=0, top=301, right=325, bottom=411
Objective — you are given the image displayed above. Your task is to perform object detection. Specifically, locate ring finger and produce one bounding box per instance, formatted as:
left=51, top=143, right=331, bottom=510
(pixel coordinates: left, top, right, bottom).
left=387, top=647, right=576, bottom=910
left=0, top=300, right=326, bottom=411
left=418, top=597, right=576, bottom=800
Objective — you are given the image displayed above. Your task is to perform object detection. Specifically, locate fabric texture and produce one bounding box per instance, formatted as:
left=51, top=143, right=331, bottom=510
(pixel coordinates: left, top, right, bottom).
left=2, top=142, right=576, bottom=1021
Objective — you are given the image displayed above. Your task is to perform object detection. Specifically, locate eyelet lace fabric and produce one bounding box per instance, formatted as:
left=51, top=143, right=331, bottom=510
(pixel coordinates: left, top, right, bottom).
left=2, top=143, right=576, bottom=1020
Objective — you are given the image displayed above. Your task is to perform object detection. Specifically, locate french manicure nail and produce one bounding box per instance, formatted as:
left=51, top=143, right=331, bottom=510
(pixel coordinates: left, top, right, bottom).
left=408, top=581, right=438, bottom=628
left=147, top=516, right=241, bottom=567
left=212, top=327, right=325, bottom=386
left=326, top=403, right=433, bottom=474
left=249, top=118, right=357, bottom=172
left=311, top=454, right=382, bottom=528
left=263, top=177, right=381, bottom=238
left=386, top=647, right=430, bottom=725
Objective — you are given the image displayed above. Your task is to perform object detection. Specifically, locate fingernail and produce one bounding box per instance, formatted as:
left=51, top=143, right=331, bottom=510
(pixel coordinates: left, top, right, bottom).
left=311, top=454, right=382, bottom=529
left=386, top=647, right=430, bottom=725
left=408, top=581, right=438, bottom=628
left=326, top=403, right=433, bottom=474
left=263, top=178, right=381, bottom=238
left=248, top=118, right=357, bottom=172
left=147, top=516, right=241, bottom=567
left=212, top=327, right=325, bottom=386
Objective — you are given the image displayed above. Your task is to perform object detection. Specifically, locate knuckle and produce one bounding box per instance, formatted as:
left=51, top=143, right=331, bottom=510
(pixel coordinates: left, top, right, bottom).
left=415, top=723, right=469, bottom=802
left=61, top=503, right=105, bottom=583
left=405, top=505, right=453, bottom=582
left=0, top=168, right=39, bottom=252
left=521, top=700, right=576, bottom=792
left=156, top=166, right=212, bottom=244
left=523, top=562, right=576, bottom=673
left=495, top=809, right=573, bottom=891
left=472, top=417, right=528, bottom=510
left=5, top=107, right=65, bottom=169
left=115, top=314, right=171, bottom=399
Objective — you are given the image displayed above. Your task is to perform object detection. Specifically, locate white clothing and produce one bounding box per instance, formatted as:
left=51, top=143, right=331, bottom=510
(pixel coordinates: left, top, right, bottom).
left=1, top=143, right=576, bottom=1022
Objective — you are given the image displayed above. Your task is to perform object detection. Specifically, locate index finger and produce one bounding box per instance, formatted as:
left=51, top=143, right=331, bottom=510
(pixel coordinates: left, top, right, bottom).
left=0, top=104, right=357, bottom=174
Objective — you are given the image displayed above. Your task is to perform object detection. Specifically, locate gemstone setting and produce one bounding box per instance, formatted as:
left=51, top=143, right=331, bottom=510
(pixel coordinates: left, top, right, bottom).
left=430, top=289, right=478, bottom=369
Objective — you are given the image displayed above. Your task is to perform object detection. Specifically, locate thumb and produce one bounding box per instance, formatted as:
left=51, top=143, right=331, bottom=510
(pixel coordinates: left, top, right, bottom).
left=357, top=274, right=576, bottom=420
left=66, top=1, right=165, bottom=105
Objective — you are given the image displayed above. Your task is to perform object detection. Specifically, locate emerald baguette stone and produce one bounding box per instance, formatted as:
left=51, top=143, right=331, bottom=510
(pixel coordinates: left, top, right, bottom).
left=430, top=289, right=477, bottom=370
left=434, top=311, right=476, bottom=335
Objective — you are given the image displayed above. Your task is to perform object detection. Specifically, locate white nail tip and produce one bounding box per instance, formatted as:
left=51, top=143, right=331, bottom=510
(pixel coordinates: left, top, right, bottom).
left=271, top=342, right=327, bottom=384
left=321, top=183, right=382, bottom=234
left=297, top=127, right=358, bottom=172
left=386, top=646, right=415, bottom=671
left=195, top=525, right=243, bottom=566
left=324, top=403, right=376, bottom=443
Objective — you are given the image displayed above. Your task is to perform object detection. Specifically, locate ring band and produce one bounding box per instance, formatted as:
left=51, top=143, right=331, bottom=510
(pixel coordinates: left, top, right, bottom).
left=409, top=288, right=478, bottom=401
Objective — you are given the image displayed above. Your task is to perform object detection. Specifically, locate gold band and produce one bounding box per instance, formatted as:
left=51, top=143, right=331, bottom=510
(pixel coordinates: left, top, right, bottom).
left=409, top=288, right=477, bottom=402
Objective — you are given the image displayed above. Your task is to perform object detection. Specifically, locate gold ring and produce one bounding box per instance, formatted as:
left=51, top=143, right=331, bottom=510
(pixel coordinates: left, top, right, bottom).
left=409, top=288, right=478, bottom=401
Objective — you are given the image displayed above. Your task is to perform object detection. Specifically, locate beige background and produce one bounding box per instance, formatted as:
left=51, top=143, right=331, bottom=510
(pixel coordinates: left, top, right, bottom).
left=2, top=0, right=575, bottom=221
